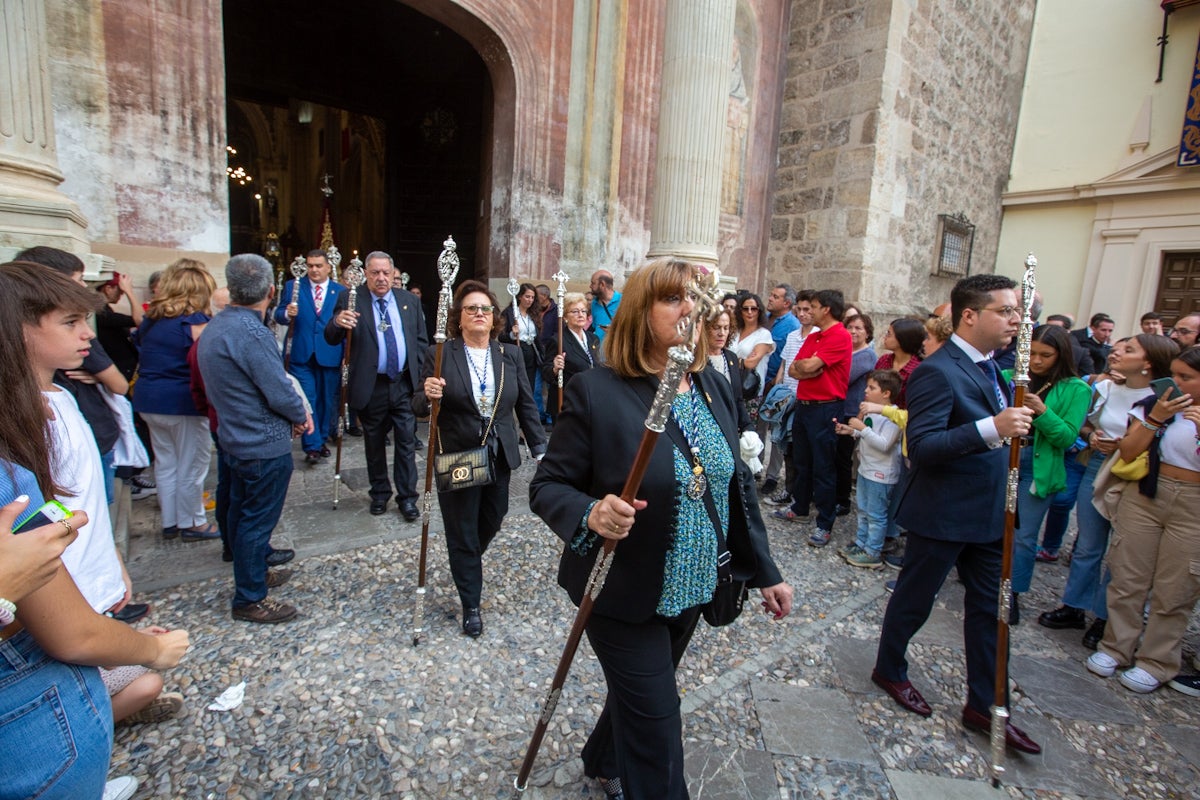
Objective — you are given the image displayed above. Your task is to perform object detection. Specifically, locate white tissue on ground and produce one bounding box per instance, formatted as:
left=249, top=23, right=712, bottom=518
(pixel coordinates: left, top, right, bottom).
left=207, top=681, right=246, bottom=711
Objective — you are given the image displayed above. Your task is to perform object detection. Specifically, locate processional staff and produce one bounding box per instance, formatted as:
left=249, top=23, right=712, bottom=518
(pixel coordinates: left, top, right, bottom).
left=327, top=244, right=342, bottom=283
left=281, top=256, right=307, bottom=371
left=332, top=256, right=364, bottom=510
left=413, top=237, right=460, bottom=646
left=552, top=269, right=569, bottom=413
left=514, top=263, right=723, bottom=792
left=990, top=252, right=1037, bottom=787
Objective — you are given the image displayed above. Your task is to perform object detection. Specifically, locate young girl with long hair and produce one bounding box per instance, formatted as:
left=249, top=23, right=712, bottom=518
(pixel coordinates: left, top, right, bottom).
left=0, top=261, right=189, bottom=799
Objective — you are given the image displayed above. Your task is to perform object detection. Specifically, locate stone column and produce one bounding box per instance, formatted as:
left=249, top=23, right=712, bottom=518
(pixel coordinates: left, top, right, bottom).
left=0, top=0, right=90, bottom=255
left=645, top=0, right=735, bottom=268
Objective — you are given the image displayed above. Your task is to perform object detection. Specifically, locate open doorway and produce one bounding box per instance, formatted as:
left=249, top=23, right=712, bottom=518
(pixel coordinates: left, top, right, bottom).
left=223, top=0, right=490, bottom=297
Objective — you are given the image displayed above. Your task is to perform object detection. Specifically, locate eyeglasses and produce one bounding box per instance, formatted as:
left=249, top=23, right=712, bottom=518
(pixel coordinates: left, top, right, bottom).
left=463, top=305, right=495, bottom=315
left=978, top=305, right=1021, bottom=319
left=566, top=309, right=588, bottom=315
left=1173, top=328, right=1197, bottom=337
left=741, top=306, right=759, bottom=312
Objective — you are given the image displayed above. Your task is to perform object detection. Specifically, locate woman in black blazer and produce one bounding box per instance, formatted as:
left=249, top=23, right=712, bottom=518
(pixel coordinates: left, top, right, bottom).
left=541, top=291, right=602, bottom=419
left=702, top=307, right=752, bottom=433
left=415, top=281, right=547, bottom=638
left=499, top=282, right=543, bottom=406
left=529, top=259, right=793, bottom=800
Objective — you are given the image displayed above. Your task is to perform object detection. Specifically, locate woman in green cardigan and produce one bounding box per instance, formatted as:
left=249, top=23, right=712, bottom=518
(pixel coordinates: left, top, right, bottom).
left=1004, top=325, right=1091, bottom=621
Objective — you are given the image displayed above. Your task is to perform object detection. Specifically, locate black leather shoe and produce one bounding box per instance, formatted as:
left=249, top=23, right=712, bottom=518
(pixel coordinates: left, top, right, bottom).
left=319, top=446, right=331, bottom=458
left=463, top=607, right=483, bottom=637
left=1009, top=593, right=1020, bottom=626
left=369, top=500, right=387, bottom=515
left=1082, top=618, right=1106, bottom=650
left=346, top=426, right=363, bottom=437
left=836, top=503, right=852, bottom=516
left=400, top=499, right=420, bottom=522
left=304, top=451, right=321, bottom=465
left=962, top=705, right=1042, bottom=754
left=110, top=602, right=150, bottom=623
left=871, top=670, right=932, bottom=716
left=1037, top=605, right=1086, bottom=630
left=266, top=548, right=295, bottom=567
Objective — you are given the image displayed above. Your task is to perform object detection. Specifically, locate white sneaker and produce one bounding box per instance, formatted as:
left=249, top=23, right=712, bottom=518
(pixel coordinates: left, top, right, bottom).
left=1086, top=651, right=1119, bottom=678
left=1118, top=666, right=1161, bottom=694
left=103, top=776, right=138, bottom=800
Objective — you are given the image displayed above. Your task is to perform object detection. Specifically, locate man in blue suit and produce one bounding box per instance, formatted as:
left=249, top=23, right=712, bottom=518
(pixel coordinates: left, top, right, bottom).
left=275, top=249, right=345, bottom=463
left=871, top=273, right=1042, bottom=755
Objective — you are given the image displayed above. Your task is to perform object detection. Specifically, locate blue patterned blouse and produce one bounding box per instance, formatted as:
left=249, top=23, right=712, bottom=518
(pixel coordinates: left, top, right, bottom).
left=656, top=386, right=735, bottom=616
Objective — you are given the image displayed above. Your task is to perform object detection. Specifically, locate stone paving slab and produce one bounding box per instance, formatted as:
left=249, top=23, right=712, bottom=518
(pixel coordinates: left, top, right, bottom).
left=886, top=769, right=1007, bottom=800
left=911, top=605, right=966, bottom=650
left=752, top=681, right=876, bottom=764
left=1009, top=654, right=1140, bottom=726
left=776, top=754, right=893, bottom=798
left=683, top=742, right=777, bottom=799
left=826, top=636, right=950, bottom=708
left=1160, top=724, right=1200, bottom=772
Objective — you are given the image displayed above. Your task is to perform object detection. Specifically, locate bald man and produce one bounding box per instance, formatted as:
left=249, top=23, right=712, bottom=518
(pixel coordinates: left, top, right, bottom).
left=589, top=270, right=621, bottom=342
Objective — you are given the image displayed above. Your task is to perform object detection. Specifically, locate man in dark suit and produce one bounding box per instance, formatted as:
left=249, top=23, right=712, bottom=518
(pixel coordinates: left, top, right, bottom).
left=276, top=249, right=345, bottom=464
left=325, top=251, right=428, bottom=520
left=1071, top=312, right=1115, bottom=376
left=871, top=273, right=1041, bottom=755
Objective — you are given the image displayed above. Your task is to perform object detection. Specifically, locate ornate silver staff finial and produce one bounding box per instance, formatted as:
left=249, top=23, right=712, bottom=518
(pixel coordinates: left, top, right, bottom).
left=289, top=255, right=307, bottom=282
left=326, top=244, right=342, bottom=282
left=1013, top=253, right=1038, bottom=387
left=507, top=277, right=520, bottom=303
left=434, top=237, right=460, bottom=345
left=400, top=271, right=410, bottom=290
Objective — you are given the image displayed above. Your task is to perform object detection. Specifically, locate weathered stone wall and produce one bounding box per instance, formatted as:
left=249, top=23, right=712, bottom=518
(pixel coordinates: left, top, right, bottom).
left=768, top=0, right=1034, bottom=316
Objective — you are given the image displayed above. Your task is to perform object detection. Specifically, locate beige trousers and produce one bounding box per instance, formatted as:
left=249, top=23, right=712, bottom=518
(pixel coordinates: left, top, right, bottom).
left=1099, top=477, right=1200, bottom=682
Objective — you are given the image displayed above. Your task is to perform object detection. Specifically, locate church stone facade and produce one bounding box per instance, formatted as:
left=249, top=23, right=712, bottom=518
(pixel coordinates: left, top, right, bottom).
left=2, top=0, right=1033, bottom=316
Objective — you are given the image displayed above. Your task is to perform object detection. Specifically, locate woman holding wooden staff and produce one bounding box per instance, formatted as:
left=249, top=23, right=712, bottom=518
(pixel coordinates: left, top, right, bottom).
left=415, top=281, right=546, bottom=638
left=542, top=292, right=602, bottom=419
left=529, top=258, right=793, bottom=800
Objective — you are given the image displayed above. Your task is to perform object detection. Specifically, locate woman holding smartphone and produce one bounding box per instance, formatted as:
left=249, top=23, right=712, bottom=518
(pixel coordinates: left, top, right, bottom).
left=1037, top=334, right=1179, bottom=649
left=1086, top=345, right=1200, bottom=693
left=0, top=261, right=190, bottom=800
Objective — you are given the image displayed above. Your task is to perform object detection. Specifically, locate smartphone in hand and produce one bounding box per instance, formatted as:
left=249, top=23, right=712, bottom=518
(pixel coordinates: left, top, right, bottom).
left=12, top=500, right=72, bottom=534
left=1150, top=377, right=1181, bottom=399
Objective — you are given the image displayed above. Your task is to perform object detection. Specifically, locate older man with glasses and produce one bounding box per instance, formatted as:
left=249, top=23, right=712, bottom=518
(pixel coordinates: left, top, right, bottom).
left=1169, top=313, right=1200, bottom=348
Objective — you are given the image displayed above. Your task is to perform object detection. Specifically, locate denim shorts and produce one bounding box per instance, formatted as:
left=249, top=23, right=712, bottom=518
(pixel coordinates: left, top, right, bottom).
left=0, top=630, right=113, bottom=800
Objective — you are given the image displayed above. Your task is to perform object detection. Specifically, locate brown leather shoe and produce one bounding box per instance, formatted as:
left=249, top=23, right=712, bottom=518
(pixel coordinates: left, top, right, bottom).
left=231, top=599, right=297, bottom=624
left=266, top=569, right=293, bottom=588
left=961, top=705, right=1042, bottom=754
left=871, top=670, right=932, bottom=716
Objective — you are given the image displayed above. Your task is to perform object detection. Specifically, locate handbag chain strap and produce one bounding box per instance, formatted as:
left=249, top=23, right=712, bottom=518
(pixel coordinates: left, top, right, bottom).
left=437, top=349, right=505, bottom=454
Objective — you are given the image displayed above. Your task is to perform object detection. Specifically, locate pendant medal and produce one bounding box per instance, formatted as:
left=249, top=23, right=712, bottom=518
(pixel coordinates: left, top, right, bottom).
left=687, top=463, right=707, bottom=500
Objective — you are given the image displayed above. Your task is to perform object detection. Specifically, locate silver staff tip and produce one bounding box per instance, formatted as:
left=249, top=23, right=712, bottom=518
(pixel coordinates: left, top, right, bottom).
left=1025, top=252, right=1037, bottom=268
left=442, top=235, right=457, bottom=252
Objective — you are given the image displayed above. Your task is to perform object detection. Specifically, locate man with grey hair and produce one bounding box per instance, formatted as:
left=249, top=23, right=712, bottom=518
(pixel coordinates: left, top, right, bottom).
left=198, top=254, right=312, bottom=624
left=326, top=251, right=428, bottom=519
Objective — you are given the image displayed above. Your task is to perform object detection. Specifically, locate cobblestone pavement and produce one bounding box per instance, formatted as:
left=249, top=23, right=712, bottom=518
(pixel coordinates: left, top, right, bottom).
left=114, top=434, right=1200, bottom=799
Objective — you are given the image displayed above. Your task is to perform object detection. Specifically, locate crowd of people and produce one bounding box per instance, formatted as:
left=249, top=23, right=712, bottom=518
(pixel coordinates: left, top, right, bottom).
left=2, top=242, right=1198, bottom=800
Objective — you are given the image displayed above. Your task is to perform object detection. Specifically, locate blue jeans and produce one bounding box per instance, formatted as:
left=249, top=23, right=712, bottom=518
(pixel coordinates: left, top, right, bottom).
left=789, top=400, right=841, bottom=531
left=0, top=630, right=112, bottom=800
left=1060, top=449, right=1112, bottom=618
left=1011, top=447, right=1054, bottom=594
left=224, top=451, right=294, bottom=608
left=854, top=474, right=894, bottom=557
left=1041, top=451, right=1086, bottom=553
left=100, top=449, right=115, bottom=506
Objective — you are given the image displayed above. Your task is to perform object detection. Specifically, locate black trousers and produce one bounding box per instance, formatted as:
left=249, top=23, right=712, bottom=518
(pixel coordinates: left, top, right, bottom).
left=438, top=462, right=511, bottom=608
left=581, top=607, right=702, bottom=800
left=356, top=372, right=418, bottom=504
left=874, top=531, right=1008, bottom=713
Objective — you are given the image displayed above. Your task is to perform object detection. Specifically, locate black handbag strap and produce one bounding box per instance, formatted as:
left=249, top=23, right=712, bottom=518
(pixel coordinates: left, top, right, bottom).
left=627, top=375, right=733, bottom=584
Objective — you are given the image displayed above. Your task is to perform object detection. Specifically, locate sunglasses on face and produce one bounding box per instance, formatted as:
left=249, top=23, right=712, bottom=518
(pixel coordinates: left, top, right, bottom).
left=464, top=305, right=495, bottom=315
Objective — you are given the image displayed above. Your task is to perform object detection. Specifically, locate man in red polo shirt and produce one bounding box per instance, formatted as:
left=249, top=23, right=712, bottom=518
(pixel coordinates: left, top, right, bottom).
left=774, top=289, right=852, bottom=546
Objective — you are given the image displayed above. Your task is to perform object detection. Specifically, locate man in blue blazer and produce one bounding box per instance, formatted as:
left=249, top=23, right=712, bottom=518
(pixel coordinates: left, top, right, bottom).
left=275, top=249, right=345, bottom=463
left=872, top=273, right=1042, bottom=755
left=325, top=251, right=428, bottom=520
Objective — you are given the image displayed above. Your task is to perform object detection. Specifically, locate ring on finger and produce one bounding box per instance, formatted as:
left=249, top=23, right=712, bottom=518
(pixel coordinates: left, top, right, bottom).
left=58, top=519, right=72, bottom=535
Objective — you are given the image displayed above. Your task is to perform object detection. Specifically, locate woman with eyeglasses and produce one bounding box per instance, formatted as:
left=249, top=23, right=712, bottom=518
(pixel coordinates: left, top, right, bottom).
left=543, top=292, right=602, bottom=420
left=730, top=292, right=774, bottom=416
left=704, top=308, right=752, bottom=431
left=415, top=281, right=547, bottom=638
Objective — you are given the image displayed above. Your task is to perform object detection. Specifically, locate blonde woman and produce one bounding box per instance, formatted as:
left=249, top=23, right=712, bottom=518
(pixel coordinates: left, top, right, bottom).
left=132, top=260, right=218, bottom=540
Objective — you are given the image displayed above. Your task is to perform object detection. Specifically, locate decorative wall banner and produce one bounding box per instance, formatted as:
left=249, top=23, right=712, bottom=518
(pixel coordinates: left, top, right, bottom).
left=1179, top=31, right=1200, bottom=167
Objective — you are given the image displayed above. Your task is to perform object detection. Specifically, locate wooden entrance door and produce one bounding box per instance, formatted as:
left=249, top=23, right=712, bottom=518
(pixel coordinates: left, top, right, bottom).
left=1155, top=251, right=1200, bottom=327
